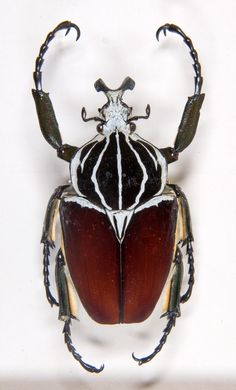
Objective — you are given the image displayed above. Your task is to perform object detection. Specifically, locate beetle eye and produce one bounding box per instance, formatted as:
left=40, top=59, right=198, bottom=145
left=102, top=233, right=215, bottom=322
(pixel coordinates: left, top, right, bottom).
left=97, top=123, right=104, bottom=133
left=130, top=122, right=136, bottom=133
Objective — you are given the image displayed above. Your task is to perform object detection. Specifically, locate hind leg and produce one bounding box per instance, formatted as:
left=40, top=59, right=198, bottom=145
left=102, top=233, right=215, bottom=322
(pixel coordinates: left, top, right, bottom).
left=55, top=249, right=104, bottom=373
left=132, top=245, right=183, bottom=365
left=132, top=185, right=194, bottom=365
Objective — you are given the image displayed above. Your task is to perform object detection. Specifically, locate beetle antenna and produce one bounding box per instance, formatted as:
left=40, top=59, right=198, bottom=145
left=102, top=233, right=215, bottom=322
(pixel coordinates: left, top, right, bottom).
left=132, top=314, right=177, bottom=365
left=34, top=21, right=80, bottom=91
left=156, top=23, right=203, bottom=95
left=63, top=319, right=105, bottom=373
left=128, top=104, right=151, bottom=123
left=81, top=107, right=105, bottom=124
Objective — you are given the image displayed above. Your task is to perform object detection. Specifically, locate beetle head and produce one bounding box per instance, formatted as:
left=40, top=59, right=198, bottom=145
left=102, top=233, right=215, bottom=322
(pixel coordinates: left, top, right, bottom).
left=95, top=77, right=135, bottom=134
left=81, top=77, right=150, bottom=134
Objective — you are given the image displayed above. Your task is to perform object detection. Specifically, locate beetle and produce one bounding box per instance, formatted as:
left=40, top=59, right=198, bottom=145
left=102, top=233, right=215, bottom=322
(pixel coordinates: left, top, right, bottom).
left=32, top=21, right=204, bottom=373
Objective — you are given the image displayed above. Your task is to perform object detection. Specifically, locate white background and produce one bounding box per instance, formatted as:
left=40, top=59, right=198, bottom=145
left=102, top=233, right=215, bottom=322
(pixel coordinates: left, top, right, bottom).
left=0, top=0, right=236, bottom=389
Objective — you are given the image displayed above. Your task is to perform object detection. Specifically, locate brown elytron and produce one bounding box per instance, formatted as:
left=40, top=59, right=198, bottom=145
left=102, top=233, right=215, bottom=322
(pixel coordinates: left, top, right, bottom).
left=60, top=198, right=178, bottom=324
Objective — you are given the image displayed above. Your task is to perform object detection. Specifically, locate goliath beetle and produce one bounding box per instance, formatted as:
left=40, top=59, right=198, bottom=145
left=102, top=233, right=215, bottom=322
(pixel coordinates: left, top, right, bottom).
left=32, top=21, right=204, bottom=373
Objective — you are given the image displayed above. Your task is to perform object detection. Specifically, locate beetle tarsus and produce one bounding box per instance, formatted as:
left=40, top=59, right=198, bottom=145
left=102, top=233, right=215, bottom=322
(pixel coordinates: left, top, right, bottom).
left=62, top=22, right=80, bottom=41
left=156, top=23, right=203, bottom=95
left=180, top=239, right=194, bottom=303
left=156, top=25, right=168, bottom=40
left=34, top=21, right=80, bottom=91
left=132, top=314, right=177, bottom=365
left=63, top=320, right=104, bottom=373
left=43, top=241, right=59, bottom=307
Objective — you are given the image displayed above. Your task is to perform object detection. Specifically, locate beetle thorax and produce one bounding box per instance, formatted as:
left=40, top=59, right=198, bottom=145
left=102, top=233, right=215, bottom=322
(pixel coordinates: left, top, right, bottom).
left=71, top=76, right=167, bottom=218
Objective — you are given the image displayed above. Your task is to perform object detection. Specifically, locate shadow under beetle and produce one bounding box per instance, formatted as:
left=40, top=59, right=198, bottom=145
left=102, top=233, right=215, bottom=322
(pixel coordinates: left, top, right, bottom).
left=32, top=21, right=204, bottom=373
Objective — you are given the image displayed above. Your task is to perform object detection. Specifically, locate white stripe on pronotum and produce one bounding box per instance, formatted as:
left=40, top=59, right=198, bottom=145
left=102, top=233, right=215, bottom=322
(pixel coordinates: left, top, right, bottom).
left=115, top=131, right=123, bottom=210
left=91, top=134, right=112, bottom=210
left=125, top=134, right=148, bottom=209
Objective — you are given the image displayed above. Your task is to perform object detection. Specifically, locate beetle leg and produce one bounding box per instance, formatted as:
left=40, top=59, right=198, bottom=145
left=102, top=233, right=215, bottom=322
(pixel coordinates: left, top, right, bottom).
left=55, top=249, right=104, bottom=373
left=161, top=247, right=183, bottom=318
left=132, top=246, right=183, bottom=365
left=180, top=239, right=194, bottom=303
left=157, top=24, right=205, bottom=163
left=156, top=24, right=203, bottom=94
left=55, top=249, right=74, bottom=320
left=63, top=320, right=104, bottom=373
left=41, top=185, right=69, bottom=306
left=169, top=184, right=194, bottom=303
left=132, top=315, right=177, bottom=366
left=160, top=92, right=205, bottom=164
left=33, top=21, right=80, bottom=91
left=42, top=242, right=58, bottom=306
left=32, top=22, right=80, bottom=161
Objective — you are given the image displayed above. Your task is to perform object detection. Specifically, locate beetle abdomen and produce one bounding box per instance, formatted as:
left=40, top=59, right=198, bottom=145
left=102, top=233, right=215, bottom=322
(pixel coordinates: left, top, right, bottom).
left=60, top=195, right=177, bottom=324
left=70, top=132, right=167, bottom=211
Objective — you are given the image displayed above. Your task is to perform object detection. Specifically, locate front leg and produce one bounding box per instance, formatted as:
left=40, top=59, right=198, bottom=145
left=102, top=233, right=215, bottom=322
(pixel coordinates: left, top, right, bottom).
left=157, top=24, right=205, bottom=163
left=32, top=22, right=80, bottom=162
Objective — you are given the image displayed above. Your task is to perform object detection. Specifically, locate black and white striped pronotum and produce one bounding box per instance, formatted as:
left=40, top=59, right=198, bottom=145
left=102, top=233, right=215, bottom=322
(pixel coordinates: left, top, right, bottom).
left=32, top=21, right=205, bottom=373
